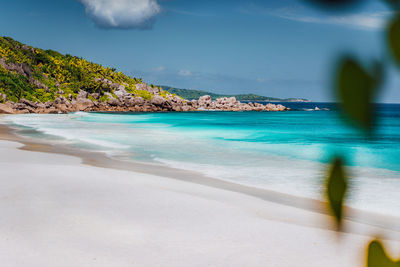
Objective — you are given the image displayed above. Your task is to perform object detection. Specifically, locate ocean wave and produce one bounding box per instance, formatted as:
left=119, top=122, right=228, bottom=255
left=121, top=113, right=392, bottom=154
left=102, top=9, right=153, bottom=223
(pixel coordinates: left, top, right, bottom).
left=153, top=156, right=323, bottom=196
left=68, top=111, right=90, bottom=118
left=38, top=127, right=131, bottom=149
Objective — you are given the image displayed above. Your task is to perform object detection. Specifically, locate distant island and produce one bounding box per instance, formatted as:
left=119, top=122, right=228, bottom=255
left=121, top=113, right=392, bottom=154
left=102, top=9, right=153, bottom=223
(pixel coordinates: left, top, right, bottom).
left=160, top=86, right=310, bottom=102
left=0, top=36, right=292, bottom=114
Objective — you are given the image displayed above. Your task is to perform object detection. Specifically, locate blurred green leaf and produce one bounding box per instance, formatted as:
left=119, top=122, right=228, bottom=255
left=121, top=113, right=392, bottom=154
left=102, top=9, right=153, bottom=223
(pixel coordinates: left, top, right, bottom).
left=326, top=157, right=347, bottom=228
left=384, top=0, right=400, bottom=10
left=367, top=239, right=400, bottom=267
left=336, top=57, right=381, bottom=132
left=388, top=15, right=400, bottom=65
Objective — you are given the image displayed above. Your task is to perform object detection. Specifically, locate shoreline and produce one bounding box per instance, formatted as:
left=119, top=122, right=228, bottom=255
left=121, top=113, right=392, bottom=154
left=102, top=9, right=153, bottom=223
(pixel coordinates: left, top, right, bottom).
left=1, top=116, right=400, bottom=234
left=2, top=115, right=400, bottom=266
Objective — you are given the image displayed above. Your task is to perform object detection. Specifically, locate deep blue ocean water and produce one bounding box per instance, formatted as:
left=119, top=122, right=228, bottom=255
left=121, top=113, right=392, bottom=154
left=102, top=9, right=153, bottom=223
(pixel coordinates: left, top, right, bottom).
left=3, top=102, right=400, bottom=215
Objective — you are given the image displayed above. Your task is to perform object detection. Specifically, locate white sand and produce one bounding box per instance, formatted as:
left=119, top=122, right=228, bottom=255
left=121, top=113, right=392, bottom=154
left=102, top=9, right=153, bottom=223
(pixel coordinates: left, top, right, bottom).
left=0, top=140, right=399, bottom=267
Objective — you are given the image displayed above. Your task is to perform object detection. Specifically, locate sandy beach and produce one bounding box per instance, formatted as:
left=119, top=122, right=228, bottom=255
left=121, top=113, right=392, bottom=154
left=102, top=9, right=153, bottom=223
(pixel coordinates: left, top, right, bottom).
left=0, top=122, right=400, bottom=266
left=2, top=1, right=400, bottom=265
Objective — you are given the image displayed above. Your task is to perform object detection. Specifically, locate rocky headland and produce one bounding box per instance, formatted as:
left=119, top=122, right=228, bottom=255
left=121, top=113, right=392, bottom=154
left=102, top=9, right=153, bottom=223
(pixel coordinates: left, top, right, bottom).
left=0, top=36, right=288, bottom=114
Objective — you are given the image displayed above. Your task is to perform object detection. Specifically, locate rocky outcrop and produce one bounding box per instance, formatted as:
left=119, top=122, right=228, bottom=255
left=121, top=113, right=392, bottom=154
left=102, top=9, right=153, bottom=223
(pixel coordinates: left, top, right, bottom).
left=151, top=95, right=167, bottom=106
left=93, top=77, right=120, bottom=91
left=75, top=98, right=94, bottom=111
left=0, top=103, right=14, bottom=114
left=198, top=95, right=213, bottom=108
left=29, top=78, right=49, bottom=92
left=1, top=83, right=288, bottom=114
left=0, top=58, right=32, bottom=77
left=264, top=103, right=287, bottom=111
left=136, top=83, right=159, bottom=95
left=193, top=96, right=288, bottom=112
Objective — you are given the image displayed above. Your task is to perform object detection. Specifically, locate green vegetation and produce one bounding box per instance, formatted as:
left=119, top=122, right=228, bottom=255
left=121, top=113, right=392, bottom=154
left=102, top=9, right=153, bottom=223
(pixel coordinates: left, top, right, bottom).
left=135, top=89, right=153, bottom=100
left=0, top=36, right=150, bottom=103
left=0, top=36, right=306, bottom=104
left=159, top=85, right=309, bottom=102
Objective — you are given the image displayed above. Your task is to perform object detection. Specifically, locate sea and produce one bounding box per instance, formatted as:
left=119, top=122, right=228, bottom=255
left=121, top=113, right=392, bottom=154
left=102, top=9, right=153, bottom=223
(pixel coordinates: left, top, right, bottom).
left=2, top=102, right=400, bottom=216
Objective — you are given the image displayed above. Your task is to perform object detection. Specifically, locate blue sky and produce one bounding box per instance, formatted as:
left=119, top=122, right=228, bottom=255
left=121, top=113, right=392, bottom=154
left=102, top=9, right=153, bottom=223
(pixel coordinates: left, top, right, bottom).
left=0, top=0, right=398, bottom=102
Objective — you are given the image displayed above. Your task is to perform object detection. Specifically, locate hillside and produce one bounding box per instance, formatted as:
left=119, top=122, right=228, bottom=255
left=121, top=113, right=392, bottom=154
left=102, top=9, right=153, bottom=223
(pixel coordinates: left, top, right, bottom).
left=0, top=36, right=159, bottom=103
left=160, top=86, right=309, bottom=102
left=0, top=37, right=289, bottom=113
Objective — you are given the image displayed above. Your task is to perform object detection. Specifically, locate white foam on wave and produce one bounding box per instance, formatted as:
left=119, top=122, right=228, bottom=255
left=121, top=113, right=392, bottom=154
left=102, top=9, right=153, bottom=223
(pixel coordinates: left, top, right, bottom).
left=35, top=126, right=131, bottom=149
left=68, top=111, right=91, bottom=118
left=154, top=156, right=324, bottom=199
left=155, top=156, right=400, bottom=217
left=3, top=114, right=131, bottom=150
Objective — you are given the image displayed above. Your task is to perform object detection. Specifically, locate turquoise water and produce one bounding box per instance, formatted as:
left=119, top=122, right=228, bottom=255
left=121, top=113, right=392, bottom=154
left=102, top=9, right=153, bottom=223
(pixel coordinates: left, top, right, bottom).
left=3, top=103, right=400, bottom=215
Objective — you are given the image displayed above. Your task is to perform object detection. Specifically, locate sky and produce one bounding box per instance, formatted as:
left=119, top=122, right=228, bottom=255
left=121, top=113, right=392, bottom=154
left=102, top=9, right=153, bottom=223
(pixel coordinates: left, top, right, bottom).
left=0, top=0, right=398, bottom=102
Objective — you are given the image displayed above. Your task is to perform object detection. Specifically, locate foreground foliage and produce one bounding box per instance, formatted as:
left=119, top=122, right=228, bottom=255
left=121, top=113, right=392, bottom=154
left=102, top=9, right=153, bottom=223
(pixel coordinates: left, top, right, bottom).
left=307, top=0, right=400, bottom=265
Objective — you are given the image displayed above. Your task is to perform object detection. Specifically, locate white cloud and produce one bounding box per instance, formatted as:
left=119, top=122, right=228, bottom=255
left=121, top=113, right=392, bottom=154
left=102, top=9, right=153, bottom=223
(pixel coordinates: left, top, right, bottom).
left=178, top=70, right=192, bottom=76
left=274, top=8, right=388, bottom=30
left=241, top=4, right=390, bottom=31
left=78, top=0, right=161, bottom=29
